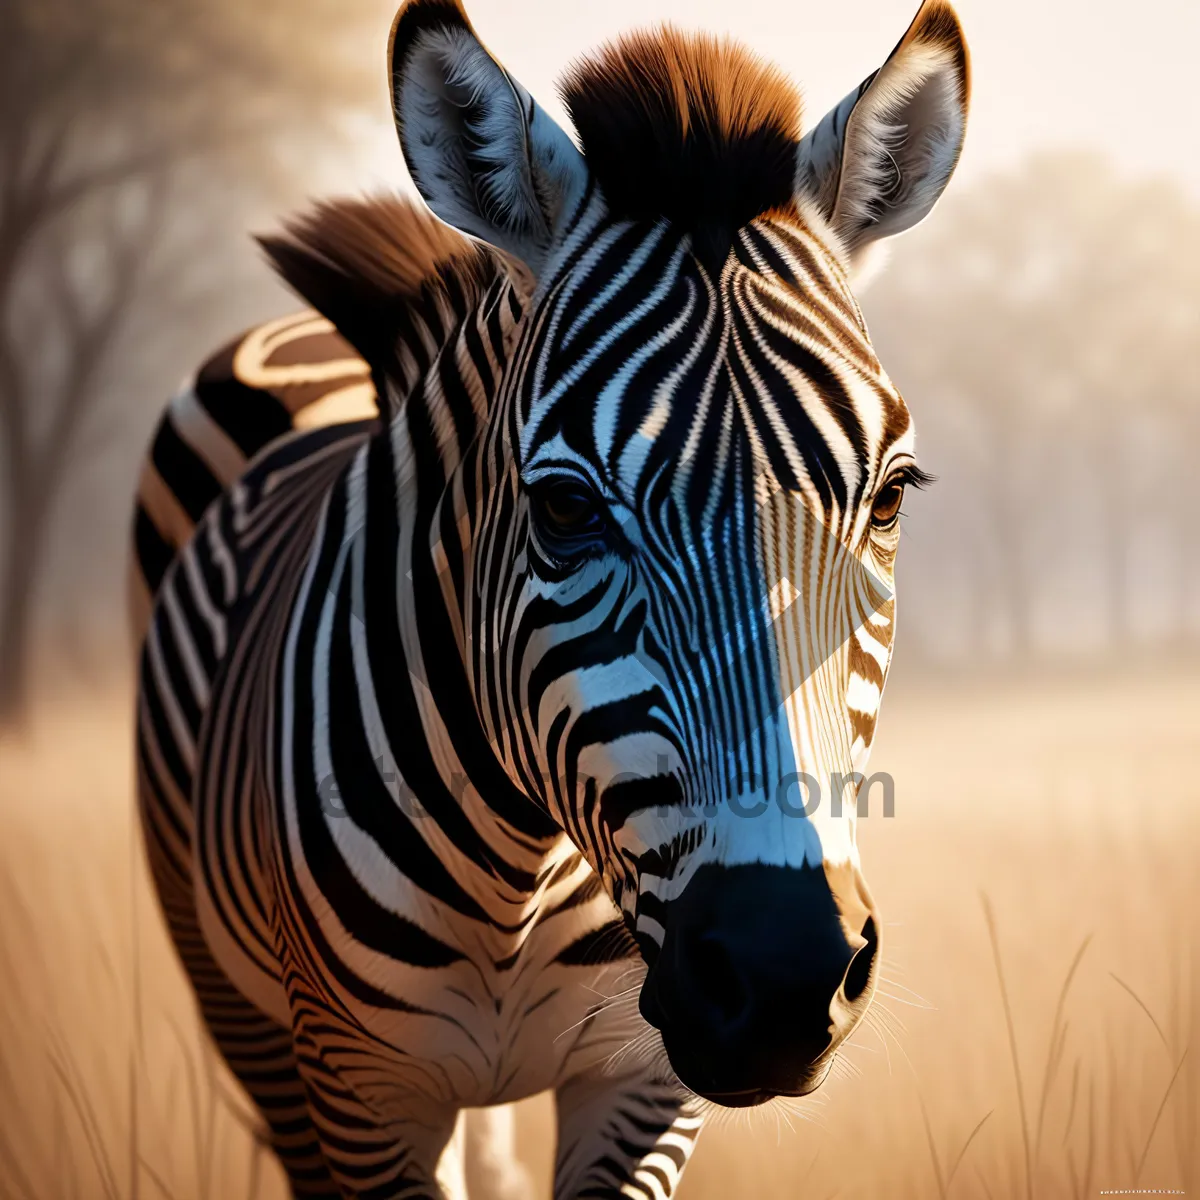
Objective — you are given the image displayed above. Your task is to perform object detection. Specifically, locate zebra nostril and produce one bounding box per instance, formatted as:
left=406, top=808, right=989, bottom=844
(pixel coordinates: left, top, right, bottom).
left=689, top=933, right=748, bottom=1026
left=842, top=915, right=879, bottom=1005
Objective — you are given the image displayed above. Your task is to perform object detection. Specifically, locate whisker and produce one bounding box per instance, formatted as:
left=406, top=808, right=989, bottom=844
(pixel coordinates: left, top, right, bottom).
left=553, top=987, right=643, bottom=1041
left=871, top=1001, right=910, bottom=1037
left=863, top=1010, right=894, bottom=1074
left=831, top=1053, right=862, bottom=1082
left=842, top=1036, right=880, bottom=1055
left=581, top=968, right=644, bottom=999
left=601, top=1024, right=663, bottom=1077
left=869, top=1007, right=918, bottom=1075
left=554, top=998, right=634, bottom=1041
left=875, top=974, right=932, bottom=1007
left=873, top=988, right=935, bottom=1011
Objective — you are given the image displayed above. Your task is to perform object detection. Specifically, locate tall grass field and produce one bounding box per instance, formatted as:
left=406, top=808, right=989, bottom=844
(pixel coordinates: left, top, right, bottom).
left=1, top=670, right=1195, bottom=1199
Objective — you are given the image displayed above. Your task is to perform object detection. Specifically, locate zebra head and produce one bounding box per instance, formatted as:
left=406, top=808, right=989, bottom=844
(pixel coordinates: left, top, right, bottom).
left=390, top=0, right=969, bottom=1105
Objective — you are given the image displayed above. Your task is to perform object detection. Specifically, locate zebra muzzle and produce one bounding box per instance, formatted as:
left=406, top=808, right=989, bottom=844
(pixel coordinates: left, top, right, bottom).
left=638, top=861, right=879, bottom=1104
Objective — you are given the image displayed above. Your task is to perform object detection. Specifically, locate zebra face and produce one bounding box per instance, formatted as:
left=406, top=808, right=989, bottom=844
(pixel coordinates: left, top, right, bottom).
left=511, top=214, right=909, bottom=1101
left=391, top=0, right=969, bottom=1104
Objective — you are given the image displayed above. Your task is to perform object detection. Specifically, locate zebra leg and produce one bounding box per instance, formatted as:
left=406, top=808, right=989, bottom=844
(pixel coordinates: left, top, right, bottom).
left=271, top=944, right=463, bottom=1200
left=283, top=1020, right=464, bottom=1200
left=136, top=766, right=340, bottom=1195
left=552, top=1071, right=704, bottom=1199
left=462, top=1105, right=536, bottom=1200
left=194, top=981, right=340, bottom=1197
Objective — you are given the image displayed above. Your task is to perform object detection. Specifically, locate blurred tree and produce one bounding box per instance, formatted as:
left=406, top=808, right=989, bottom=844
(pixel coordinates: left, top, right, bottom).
left=865, top=152, right=1200, bottom=666
left=0, top=0, right=384, bottom=719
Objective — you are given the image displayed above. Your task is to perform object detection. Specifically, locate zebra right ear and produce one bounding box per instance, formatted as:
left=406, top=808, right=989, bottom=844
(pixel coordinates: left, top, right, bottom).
left=389, top=0, right=589, bottom=277
left=795, top=0, right=970, bottom=268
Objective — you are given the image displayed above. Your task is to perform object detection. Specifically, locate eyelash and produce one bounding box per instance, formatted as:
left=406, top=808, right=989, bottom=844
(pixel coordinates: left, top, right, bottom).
left=887, top=465, right=936, bottom=492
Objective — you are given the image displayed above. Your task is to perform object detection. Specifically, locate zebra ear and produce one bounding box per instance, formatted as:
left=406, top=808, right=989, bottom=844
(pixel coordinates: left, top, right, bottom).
left=795, top=0, right=969, bottom=265
left=389, top=0, right=589, bottom=276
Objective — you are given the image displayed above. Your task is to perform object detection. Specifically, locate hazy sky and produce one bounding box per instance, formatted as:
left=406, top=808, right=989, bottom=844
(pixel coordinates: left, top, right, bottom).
left=358, top=0, right=1200, bottom=198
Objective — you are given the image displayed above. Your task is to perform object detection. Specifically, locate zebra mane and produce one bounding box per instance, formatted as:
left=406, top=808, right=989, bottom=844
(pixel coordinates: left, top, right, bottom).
left=258, top=194, right=503, bottom=384
left=560, top=26, right=803, bottom=270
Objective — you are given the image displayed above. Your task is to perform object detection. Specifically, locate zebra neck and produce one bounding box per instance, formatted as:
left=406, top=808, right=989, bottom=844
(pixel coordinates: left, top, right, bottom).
left=333, top=280, right=569, bottom=927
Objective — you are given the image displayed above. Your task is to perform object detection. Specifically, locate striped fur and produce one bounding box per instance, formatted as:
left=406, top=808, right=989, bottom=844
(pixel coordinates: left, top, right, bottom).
left=133, top=2, right=968, bottom=1196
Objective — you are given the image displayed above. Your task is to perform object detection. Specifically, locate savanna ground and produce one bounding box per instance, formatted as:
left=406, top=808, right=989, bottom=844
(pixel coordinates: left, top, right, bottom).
left=1, top=667, right=1196, bottom=1199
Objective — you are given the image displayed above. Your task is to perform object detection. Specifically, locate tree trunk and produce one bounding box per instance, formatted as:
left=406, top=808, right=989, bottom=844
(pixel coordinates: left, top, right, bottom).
left=0, top=478, right=51, bottom=722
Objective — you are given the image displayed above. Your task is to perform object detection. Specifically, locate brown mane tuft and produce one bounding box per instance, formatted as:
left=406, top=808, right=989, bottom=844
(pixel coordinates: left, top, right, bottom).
left=258, top=194, right=501, bottom=382
left=560, top=26, right=803, bottom=269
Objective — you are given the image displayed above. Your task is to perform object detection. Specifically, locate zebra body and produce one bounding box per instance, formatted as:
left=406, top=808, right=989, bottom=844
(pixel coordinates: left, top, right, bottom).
left=133, top=1, right=970, bottom=1195
left=138, top=290, right=687, bottom=1197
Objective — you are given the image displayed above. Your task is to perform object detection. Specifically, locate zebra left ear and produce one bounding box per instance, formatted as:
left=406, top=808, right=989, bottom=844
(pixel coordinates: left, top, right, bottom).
left=795, top=0, right=970, bottom=266
left=389, top=0, right=589, bottom=277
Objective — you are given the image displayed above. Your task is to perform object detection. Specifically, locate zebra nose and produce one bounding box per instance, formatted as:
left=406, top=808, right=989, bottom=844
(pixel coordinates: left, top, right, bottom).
left=639, top=863, right=879, bottom=1105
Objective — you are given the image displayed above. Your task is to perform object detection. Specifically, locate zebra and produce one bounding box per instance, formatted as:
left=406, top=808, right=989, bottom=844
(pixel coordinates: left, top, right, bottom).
left=131, top=0, right=970, bottom=1196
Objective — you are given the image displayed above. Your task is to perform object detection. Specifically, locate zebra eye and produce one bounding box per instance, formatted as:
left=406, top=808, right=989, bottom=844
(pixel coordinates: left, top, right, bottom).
left=870, top=483, right=904, bottom=528
left=530, top=480, right=605, bottom=541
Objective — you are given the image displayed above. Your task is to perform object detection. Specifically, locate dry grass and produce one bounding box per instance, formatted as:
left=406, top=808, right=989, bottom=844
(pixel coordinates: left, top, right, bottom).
left=1, top=670, right=1196, bottom=1199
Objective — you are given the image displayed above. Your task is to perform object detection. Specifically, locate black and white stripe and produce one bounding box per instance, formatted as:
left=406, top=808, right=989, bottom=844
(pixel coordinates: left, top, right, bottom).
left=133, top=1, right=969, bottom=1195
